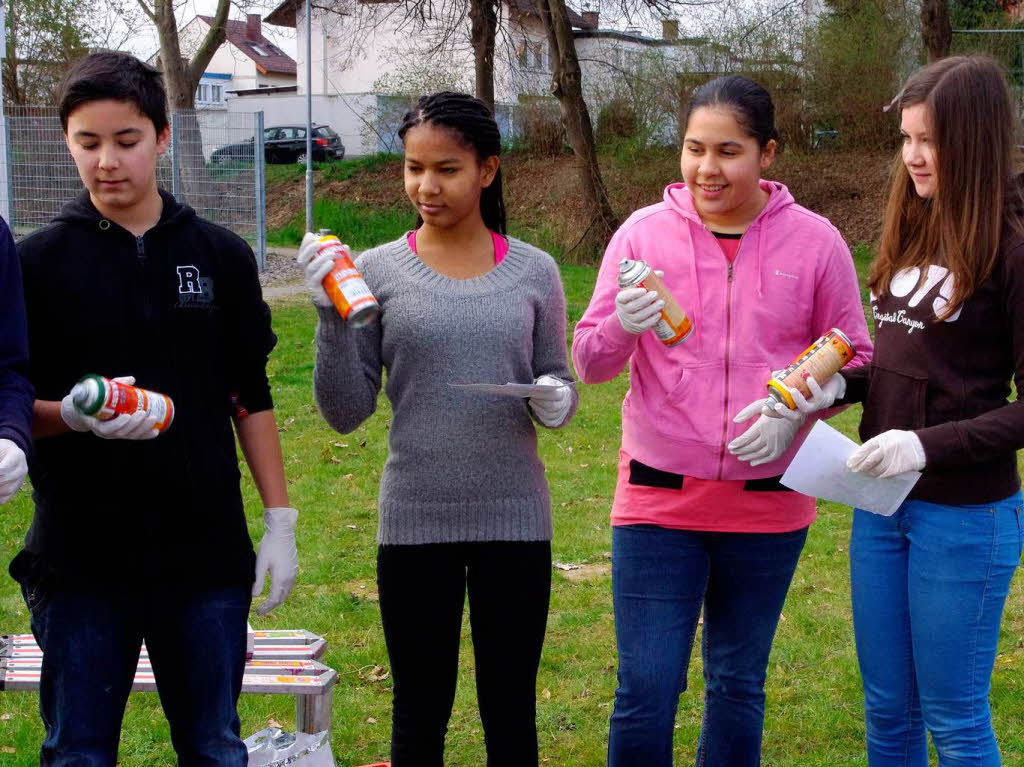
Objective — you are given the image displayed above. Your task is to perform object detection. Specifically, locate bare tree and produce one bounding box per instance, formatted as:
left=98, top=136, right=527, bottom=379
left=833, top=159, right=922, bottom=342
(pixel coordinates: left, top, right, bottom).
left=921, top=0, right=950, bottom=61
left=138, top=0, right=231, bottom=109
left=3, top=0, right=92, bottom=104
left=469, top=0, right=498, bottom=107
left=535, top=0, right=618, bottom=250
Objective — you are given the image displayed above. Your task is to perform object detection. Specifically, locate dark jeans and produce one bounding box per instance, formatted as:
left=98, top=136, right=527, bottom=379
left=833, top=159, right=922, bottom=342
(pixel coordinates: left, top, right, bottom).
left=21, top=576, right=251, bottom=767
left=608, top=524, right=808, bottom=767
left=377, top=540, right=552, bottom=767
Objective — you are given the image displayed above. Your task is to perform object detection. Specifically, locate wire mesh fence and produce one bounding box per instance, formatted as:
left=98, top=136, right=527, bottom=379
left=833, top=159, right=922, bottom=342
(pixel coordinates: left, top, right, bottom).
left=0, top=106, right=267, bottom=269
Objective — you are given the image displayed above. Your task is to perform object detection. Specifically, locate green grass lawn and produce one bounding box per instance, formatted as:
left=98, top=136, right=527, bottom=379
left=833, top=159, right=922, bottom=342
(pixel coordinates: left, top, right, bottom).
left=0, top=252, right=1022, bottom=765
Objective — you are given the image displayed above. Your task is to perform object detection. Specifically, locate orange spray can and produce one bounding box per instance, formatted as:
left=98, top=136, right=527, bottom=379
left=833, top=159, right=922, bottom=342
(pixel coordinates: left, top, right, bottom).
left=617, top=258, right=694, bottom=346
left=766, top=328, right=856, bottom=409
left=302, top=231, right=379, bottom=327
left=70, top=374, right=175, bottom=432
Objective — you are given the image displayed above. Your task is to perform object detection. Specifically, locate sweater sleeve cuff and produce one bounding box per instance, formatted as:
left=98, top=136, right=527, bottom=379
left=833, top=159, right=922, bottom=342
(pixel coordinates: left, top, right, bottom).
left=835, top=364, right=870, bottom=405
left=598, top=312, right=642, bottom=351
left=315, top=303, right=349, bottom=344
left=914, top=422, right=964, bottom=469
left=0, top=425, right=30, bottom=456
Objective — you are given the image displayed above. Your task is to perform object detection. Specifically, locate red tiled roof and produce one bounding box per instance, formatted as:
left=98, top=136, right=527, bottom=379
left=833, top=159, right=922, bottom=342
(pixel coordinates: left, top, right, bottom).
left=198, top=15, right=297, bottom=75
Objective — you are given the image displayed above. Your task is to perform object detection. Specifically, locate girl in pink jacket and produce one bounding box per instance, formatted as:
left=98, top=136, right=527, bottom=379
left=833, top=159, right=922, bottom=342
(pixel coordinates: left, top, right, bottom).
left=573, top=76, right=871, bottom=766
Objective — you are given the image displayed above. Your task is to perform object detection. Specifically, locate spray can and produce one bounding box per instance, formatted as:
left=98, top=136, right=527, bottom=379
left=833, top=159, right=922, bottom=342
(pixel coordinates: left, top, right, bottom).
left=302, top=231, right=379, bottom=327
left=71, top=374, right=175, bottom=432
left=766, top=328, right=856, bottom=409
left=617, top=259, right=693, bottom=346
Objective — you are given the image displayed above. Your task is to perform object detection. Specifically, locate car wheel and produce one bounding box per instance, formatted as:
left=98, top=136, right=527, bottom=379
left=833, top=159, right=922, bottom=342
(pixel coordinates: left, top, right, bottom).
left=295, top=151, right=307, bottom=164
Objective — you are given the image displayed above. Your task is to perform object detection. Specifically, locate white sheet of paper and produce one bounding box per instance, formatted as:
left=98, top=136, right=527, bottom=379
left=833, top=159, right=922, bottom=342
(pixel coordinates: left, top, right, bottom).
left=448, top=382, right=573, bottom=398
left=780, top=421, right=921, bottom=516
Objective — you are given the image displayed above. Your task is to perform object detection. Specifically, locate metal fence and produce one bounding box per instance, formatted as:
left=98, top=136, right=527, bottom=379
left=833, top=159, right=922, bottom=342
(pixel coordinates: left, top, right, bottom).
left=0, top=107, right=267, bottom=269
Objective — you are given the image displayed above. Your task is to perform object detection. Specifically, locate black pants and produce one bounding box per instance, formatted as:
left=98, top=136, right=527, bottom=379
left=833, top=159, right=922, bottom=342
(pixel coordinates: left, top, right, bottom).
left=377, top=540, right=552, bottom=767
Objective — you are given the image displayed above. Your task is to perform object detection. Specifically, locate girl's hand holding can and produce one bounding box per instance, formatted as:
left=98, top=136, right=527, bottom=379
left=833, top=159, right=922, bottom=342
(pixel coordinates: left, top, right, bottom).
left=615, top=287, right=664, bottom=335
left=528, top=375, right=574, bottom=428
left=762, top=374, right=846, bottom=421
left=297, top=233, right=335, bottom=308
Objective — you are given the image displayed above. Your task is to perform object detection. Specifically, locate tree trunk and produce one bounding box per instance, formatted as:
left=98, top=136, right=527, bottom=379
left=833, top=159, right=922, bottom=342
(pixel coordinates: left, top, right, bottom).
left=535, top=0, right=618, bottom=259
left=469, top=0, right=497, bottom=111
left=921, top=0, right=951, bottom=62
left=150, top=0, right=230, bottom=198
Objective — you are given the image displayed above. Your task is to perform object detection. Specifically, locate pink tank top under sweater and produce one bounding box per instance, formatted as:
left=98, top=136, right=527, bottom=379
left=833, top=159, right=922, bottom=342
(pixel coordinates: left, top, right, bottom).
left=407, top=229, right=508, bottom=264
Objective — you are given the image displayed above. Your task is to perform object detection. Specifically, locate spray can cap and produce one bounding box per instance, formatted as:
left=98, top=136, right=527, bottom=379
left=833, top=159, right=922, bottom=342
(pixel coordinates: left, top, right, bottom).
left=71, top=375, right=104, bottom=416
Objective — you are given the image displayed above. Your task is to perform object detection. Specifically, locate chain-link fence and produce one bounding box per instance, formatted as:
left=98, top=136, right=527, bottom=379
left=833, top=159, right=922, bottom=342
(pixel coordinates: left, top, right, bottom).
left=0, top=107, right=267, bottom=268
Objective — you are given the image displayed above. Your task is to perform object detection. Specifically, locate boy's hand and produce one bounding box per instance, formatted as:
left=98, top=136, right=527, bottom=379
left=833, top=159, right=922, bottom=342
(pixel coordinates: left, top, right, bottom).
left=252, top=507, right=298, bottom=615
left=297, top=235, right=334, bottom=308
left=59, top=376, right=161, bottom=440
left=0, top=439, right=28, bottom=504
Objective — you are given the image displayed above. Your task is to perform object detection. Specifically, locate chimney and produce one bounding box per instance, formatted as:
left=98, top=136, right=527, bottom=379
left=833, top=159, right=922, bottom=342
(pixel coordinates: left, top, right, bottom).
left=582, top=9, right=599, bottom=28
left=246, top=13, right=261, bottom=40
left=662, top=19, right=678, bottom=40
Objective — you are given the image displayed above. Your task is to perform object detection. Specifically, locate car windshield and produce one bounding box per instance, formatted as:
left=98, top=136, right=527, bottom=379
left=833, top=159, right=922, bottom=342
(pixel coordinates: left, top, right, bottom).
left=314, top=127, right=336, bottom=138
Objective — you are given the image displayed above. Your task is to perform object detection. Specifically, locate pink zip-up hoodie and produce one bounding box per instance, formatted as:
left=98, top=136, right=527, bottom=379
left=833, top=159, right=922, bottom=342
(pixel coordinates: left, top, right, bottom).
left=572, top=180, right=873, bottom=480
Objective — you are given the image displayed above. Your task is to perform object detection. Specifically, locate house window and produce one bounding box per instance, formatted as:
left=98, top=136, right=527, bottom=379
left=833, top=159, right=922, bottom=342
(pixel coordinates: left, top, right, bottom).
left=518, top=40, right=547, bottom=71
left=212, top=85, right=222, bottom=102
left=195, top=83, right=210, bottom=102
left=250, top=43, right=268, bottom=56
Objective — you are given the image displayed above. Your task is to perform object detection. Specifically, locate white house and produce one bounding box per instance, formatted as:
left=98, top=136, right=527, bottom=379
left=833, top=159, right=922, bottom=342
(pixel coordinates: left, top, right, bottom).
left=228, top=0, right=718, bottom=155
left=155, top=14, right=297, bottom=109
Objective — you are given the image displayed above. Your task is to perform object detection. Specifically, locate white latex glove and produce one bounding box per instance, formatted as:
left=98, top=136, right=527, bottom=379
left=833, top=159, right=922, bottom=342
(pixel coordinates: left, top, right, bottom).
left=763, top=374, right=847, bottom=422
left=60, top=376, right=161, bottom=440
left=252, top=507, right=299, bottom=615
left=728, top=400, right=805, bottom=466
left=0, top=439, right=28, bottom=505
left=615, top=287, right=664, bottom=335
left=296, top=233, right=334, bottom=308
left=528, top=375, right=573, bottom=428
left=847, top=430, right=926, bottom=478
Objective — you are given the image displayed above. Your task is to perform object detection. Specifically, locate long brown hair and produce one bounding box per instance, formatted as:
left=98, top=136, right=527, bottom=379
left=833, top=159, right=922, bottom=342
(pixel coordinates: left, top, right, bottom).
left=871, top=55, right=1024, bottom=317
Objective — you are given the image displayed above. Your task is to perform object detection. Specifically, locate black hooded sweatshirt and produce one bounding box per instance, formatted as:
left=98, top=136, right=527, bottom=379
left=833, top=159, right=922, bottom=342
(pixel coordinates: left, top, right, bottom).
left=13, top=189, right=276, bottom=590
left=840, top=226, right=1024, bottom=505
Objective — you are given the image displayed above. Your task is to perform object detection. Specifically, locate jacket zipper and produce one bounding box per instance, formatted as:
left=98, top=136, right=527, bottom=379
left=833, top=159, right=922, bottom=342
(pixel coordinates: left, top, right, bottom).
left=136, top=235, right=146, bottom=260
left=717, top=260, right=735, bottom=479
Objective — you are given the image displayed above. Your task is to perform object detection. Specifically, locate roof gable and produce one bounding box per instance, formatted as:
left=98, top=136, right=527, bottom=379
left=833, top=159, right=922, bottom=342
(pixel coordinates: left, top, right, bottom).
left=198, top=15, right=297, bottom=74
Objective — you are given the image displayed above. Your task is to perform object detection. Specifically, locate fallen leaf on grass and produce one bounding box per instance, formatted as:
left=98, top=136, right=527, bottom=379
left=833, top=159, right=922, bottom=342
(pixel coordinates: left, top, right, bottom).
left=0, top=747, right=15, bottom=754
left=346, top=524, right=358, bottom=529
left=553, top=561, right=581, bottom=571
left=542, top=688, right=552, bottom=700
left=367, top=716, right=378, bottom=724
left=267, top=718, right=282, bottom=729
left=0, top=713, right=10, bottom=720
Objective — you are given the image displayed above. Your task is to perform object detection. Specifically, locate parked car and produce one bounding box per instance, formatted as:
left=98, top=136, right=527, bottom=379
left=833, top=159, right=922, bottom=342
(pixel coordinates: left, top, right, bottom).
left=210, top=124, right=345, bottom=165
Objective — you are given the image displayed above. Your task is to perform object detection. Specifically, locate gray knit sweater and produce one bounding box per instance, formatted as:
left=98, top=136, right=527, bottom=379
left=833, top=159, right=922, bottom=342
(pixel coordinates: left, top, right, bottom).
left=313, top=235, right=578, bottom=545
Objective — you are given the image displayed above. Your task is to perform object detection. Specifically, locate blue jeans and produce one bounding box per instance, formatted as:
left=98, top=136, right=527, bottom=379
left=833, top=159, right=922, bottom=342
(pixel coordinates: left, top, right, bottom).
left=850, top=492, right=1024, bottom=767
left=22, top=577, right=251, bottom=767
left=608, top=523, right=808, bottom=767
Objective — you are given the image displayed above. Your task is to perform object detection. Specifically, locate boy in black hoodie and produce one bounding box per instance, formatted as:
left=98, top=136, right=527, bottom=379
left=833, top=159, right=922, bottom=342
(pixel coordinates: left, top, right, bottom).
left=13, top=52, right=298, bottom=764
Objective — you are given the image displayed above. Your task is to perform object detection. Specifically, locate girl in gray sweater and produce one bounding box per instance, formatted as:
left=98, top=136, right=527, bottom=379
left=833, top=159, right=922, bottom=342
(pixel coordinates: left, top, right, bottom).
left=299, top=92, right=577, bottom=766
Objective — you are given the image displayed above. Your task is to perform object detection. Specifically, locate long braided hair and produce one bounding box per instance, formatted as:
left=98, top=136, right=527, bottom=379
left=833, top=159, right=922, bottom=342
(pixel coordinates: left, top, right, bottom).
left=398, top=92, right=507, bottom=235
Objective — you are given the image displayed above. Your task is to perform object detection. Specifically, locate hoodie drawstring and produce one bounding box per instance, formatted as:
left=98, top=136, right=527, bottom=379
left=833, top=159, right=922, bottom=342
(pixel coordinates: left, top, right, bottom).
left=756, top=219, right=768, bottom=298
